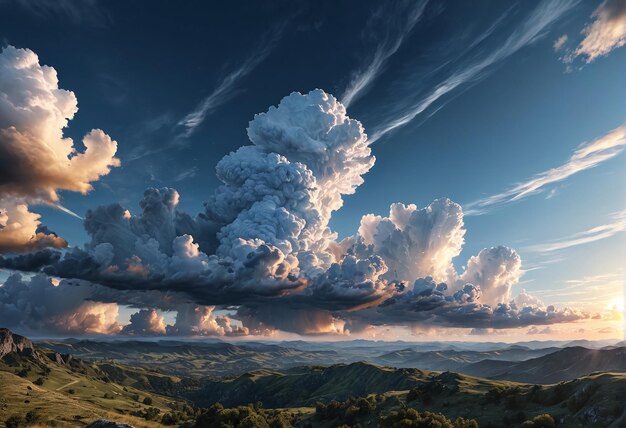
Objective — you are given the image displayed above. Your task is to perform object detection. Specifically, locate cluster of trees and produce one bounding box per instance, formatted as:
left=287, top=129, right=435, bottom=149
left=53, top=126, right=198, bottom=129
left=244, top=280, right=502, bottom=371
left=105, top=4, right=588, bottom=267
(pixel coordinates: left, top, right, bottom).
left=193, top=402, right=295, bottom=427
left=313, top=394, right=480, bottom=428
left=406, top=374, right=460, bottom=406
left=484, top=380, right=603, bottom=414
left=379, top=409, right=478, bottom=428
left=314, top=396, right=379, bottom=424
left=483, top=386, right=522, bottom=406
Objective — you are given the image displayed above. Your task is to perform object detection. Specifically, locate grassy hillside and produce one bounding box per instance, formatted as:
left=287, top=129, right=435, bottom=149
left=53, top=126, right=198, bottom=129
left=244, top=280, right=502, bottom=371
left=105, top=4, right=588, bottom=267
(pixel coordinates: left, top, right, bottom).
left=0, top=332, right=193, bottom=427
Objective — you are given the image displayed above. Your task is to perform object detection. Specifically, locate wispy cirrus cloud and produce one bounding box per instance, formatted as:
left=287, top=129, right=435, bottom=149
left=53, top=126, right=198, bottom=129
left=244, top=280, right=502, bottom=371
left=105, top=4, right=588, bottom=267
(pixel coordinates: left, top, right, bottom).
left=369, top=0, right=578, bottom=143
left=341, top=0, right=428, bottom=108
left=6, top=0, right=109, bottom=27
left=525, top=210, right=626, bottom=253
left=465, top=124, right=626, bottom=215
left=178, top=27, right=285, bottom=138
left=124, top=26, right=287, bottom=163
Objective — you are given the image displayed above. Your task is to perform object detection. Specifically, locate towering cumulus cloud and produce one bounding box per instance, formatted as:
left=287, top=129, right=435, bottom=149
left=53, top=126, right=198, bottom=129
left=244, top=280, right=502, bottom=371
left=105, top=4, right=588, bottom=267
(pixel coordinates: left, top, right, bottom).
left=357, top=199, right=465, bottom=284
left=0, top=83, right=590, bottom=336
left=460, top=246, right=522, bottom=306
left=35, top=90, right=376, bottom=303
left=211, top=89, right=374, bottom=277
left=0, top=45, right=119, bottom=253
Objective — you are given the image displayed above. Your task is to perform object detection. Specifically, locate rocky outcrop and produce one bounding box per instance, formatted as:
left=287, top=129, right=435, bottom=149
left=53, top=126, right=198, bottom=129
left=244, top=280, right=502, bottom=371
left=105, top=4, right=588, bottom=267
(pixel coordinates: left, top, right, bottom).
left=0, top=328, right=37, bottom=360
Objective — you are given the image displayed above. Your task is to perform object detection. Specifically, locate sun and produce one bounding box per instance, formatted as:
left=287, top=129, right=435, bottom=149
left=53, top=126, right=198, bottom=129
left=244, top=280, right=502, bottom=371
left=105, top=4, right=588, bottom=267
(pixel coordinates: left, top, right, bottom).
left=608, top=297, right=624, bottom=313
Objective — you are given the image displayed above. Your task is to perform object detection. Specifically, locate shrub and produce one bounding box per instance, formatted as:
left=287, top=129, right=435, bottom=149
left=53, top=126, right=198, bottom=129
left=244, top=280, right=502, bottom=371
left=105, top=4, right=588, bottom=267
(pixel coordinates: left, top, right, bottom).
left=5, top=415, right=25, bottom=428
left=33, top=377, right=45, bottom=386
left=240, top=413, right=270, bottom=428
left=143, top=396, right=153, bottom=405
left=522, top=414, right=556, bottom=428
left=25, top=410, right=41, bottom=423
left=131, top=407, right=161, bottom=421
left=532, top=414, right=556, bottom=428
left=161, top=412, right=180, bottom=425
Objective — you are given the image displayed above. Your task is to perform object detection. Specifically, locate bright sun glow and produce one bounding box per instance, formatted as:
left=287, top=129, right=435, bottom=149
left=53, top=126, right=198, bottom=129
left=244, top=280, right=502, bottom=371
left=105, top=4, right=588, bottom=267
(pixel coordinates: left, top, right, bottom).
left=608, top=297, right=625, bottom=313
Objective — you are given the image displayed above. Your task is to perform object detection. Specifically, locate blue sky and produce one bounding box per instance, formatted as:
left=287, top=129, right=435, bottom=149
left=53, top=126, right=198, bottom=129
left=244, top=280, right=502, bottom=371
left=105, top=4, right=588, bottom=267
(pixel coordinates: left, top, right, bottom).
left=0, top=0, right=624, bottom=339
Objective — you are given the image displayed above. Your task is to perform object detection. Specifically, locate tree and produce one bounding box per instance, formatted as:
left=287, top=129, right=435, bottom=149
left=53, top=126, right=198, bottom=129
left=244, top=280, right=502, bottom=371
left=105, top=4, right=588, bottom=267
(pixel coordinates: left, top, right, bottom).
left=143, top=396, right=153, bottom=405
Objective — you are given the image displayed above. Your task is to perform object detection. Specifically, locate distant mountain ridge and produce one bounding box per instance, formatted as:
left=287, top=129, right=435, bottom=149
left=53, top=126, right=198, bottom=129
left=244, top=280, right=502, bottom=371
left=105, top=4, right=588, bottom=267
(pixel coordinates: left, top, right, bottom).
left=462, top=346, right=626, bottom=384
left=375, top=346, right=560, bottom=372
left=37, top=336, right=626, bottom=383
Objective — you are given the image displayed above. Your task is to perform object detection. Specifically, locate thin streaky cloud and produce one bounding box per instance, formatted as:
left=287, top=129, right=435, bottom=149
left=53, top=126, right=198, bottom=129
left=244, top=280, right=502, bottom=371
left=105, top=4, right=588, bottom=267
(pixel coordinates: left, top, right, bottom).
left=368, top=0, right=578, bottom=143
left=178, top=26, right=285, bottom=138
left=10, top=0, right=109, bottom=27
left=466, top=5, right=516, bottom=51
left=341, top=0, right=428, bottom=108
left=465, top=124, right=626, bottom=215
left=173, top=165, right=198, bottom=182
left=525, top=210, right=626, bottom=253
left=50, top=203, right=83, bottom=220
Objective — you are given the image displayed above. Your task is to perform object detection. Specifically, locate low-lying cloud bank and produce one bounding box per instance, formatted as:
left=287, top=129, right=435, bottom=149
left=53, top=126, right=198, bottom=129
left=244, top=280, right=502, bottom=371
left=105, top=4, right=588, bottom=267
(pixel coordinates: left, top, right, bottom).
left=0, top=46, right=592, bottom=337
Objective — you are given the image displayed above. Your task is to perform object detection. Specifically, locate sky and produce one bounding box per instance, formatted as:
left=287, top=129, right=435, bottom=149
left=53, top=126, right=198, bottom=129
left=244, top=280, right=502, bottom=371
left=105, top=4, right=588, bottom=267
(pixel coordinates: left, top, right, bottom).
left=0, top=0, right=624, bottom=341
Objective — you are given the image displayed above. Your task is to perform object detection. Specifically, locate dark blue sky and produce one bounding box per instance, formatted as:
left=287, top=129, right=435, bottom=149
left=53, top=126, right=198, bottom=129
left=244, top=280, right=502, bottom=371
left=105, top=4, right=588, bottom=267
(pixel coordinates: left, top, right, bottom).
left=1, top=0, right=624, bottom=332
